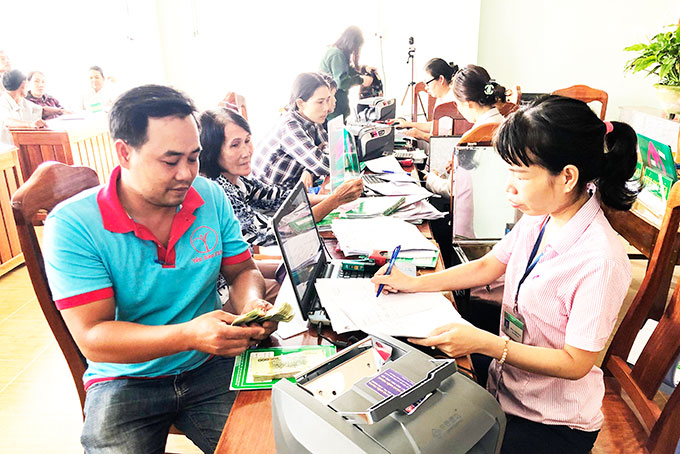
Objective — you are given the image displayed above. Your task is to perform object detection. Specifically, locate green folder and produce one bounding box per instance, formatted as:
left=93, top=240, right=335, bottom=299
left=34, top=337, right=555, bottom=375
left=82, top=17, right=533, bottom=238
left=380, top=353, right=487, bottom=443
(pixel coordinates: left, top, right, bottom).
left=230, top=345, right=336, bottom=390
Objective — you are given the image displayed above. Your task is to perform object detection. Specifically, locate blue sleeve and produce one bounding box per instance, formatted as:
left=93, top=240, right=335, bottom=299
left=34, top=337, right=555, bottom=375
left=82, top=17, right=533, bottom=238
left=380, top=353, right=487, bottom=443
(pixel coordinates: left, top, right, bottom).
left=43, top=207, right=114, bottom=308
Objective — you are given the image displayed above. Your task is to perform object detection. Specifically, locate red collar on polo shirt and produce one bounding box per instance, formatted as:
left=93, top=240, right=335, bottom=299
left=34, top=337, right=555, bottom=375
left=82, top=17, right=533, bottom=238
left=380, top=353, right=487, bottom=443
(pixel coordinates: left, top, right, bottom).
left=96, top=166, right=205, bottom=268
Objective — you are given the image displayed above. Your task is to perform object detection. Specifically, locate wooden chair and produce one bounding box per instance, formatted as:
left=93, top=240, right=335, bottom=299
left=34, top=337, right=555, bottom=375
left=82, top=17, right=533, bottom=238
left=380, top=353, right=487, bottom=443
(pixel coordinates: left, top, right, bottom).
left=594, top=181, right=680, bottom=454
left=432, top=101, right=474, bottom=136
left=219, top=91, right=249, bottom=120
left=552, top=84, right=608, bottom=120
left=412, top=81, right=437, bottom=121
left=11, top=161, right=185, bottom=452
left=497, top=85, right=522, bottom=117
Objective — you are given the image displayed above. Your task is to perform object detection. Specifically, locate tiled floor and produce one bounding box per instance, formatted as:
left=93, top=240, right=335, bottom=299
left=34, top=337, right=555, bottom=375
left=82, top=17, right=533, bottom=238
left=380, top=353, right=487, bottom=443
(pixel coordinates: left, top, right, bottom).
left=0, top=265, right=200, bottom=453
left=0, top=247, right=672, bottom=453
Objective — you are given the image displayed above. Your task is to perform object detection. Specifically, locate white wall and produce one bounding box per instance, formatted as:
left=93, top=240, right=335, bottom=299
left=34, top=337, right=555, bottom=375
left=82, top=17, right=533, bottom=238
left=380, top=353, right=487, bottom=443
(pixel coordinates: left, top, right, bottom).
left=477, top=0, right=680, bottom=120
left=154, top=0, right=481, bottom=137
left=1, top=0, right=165, bottom=110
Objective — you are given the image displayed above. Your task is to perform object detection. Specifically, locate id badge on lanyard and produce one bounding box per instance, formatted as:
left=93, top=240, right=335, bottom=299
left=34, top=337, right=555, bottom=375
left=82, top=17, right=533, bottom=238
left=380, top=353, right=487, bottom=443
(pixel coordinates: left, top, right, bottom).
left=502, top=217, right=549, bottom=344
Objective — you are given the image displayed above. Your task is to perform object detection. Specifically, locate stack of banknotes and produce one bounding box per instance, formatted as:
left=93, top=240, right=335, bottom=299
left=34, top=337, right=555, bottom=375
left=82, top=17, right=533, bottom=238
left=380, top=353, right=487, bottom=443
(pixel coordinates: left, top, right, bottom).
left=231, top=300, right=295, bottom=326
left=250, top=349, right=328, bottom=382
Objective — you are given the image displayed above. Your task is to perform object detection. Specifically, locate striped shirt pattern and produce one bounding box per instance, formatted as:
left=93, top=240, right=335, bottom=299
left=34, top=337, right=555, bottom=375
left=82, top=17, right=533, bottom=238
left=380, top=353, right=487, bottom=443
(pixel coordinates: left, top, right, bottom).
left=251, top=109, right=329, bottom=189
left=211, top=175, right=290, bottom=248
left=488, top=194, right=631, bottom=431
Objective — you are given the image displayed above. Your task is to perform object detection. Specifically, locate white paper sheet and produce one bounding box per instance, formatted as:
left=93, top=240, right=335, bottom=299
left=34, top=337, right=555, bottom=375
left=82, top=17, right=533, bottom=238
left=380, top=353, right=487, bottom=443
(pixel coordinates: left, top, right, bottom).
left=314, top=279, right=468, bottom=338
left=363, top=156, right=405, bottom=173
left=331, top=217, right=438, bottom=256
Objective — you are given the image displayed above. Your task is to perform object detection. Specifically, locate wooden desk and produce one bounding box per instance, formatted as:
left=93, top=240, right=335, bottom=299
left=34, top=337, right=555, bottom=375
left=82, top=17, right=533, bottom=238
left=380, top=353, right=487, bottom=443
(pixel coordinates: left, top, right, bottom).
left=215, top=235, right=465, bottom=454
left=0, top=145, right=24, bottom=276
left=602, top=202, right=680, bottom=320
left=10, top=116, right=117, bottom=183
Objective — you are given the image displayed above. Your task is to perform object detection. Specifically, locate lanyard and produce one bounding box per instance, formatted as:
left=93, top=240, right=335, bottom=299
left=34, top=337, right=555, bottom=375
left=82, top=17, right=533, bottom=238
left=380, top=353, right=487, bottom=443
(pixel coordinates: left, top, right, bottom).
left=513, top=217, right=549, bottom=310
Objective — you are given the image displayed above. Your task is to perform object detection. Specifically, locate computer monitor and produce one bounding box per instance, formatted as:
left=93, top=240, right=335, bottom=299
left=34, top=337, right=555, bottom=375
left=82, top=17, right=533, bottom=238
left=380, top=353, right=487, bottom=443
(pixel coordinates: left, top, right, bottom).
left=328, top=115, right=360, bottom=193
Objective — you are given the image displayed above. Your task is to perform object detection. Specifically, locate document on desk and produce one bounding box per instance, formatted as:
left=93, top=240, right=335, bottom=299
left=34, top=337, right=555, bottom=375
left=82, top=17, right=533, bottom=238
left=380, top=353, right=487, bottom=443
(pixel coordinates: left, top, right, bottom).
left=315, top=279, right=469, bottom=337
left=332, top=217, right=438, bottom=256
left=363, top=180, right=433, bottom=197
left=363, top=156, right=405, bottom=174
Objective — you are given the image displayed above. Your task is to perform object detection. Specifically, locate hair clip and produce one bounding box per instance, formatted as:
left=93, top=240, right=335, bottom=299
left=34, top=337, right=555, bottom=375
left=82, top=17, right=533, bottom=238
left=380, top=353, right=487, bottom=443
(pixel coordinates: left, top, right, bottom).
left=483, top=80, right=496, bottom=96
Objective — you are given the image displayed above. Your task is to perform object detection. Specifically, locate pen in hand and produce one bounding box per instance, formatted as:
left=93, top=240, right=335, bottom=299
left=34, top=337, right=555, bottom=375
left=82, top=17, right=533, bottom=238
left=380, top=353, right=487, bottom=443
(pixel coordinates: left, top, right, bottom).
left=376, top=245, right=401, bottom=297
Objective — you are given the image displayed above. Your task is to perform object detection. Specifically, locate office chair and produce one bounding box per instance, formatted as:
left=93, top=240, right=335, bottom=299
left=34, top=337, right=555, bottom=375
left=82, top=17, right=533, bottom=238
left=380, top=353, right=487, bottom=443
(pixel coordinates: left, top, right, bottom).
left=432, top=101, right=474, bottom=136
left=497, top=85, right=522, bottom=117
left=552, top=84, right=608, bottom=120
left=11, top=161, right=187, bottom=453
left=593, top=181, right=680, bottom=454
left=413, top=81, right=437, bottom=121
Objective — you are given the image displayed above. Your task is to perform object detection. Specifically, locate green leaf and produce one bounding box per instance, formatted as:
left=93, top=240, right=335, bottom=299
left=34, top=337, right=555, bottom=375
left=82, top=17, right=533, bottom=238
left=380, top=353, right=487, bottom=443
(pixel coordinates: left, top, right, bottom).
left=623, top=43, right=647, bottom=51
left=633, top=56, right=658, bottom=72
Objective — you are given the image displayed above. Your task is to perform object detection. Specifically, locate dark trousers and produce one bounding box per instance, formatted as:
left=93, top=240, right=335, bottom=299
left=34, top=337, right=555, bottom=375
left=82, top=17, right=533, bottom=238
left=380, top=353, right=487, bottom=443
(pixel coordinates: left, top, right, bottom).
left=501, top=415, right=599, bottom=454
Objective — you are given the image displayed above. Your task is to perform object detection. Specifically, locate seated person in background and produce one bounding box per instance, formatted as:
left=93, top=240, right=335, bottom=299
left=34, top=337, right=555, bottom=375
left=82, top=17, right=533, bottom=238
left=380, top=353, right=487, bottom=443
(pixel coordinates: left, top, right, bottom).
left=199, top=107, right=363, bottom=303
left=25, top=71, right=68, bottom=120
left=80, top=65, right=116, bottom=113
left=372, top=95, right=639, bottom=454
left=393, top=58, right=458, bottom=141
left=0, top=69, right=46, bottom=145
left=424, top=64, right=506, bottom=198
left=43, top=84, right=276, bottom=453
left=252, top=72, right=333, bottom=189
left=319, top=71, right=338, bottom=131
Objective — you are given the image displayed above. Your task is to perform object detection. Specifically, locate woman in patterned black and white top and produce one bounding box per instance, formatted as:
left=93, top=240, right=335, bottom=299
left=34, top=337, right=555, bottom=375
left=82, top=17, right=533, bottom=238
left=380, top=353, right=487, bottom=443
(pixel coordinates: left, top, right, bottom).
left=199, top=108, right=363, bottom=302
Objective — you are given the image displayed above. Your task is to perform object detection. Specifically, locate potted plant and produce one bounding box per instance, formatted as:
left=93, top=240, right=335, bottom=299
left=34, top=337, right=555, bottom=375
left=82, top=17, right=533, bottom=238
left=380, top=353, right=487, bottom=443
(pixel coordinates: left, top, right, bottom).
left=624, top=22, right=680, bottom=118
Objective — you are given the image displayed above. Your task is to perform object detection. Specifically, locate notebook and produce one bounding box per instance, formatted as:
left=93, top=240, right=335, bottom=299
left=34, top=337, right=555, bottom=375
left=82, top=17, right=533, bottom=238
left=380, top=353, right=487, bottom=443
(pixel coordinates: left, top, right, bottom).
left=271, top=181, right=371, bottom=325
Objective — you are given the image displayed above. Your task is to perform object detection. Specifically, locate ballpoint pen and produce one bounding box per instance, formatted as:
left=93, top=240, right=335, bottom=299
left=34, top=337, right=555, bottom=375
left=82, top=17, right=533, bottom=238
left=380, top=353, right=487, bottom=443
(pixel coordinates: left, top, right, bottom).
left=376, top=245, right=401, bottom=297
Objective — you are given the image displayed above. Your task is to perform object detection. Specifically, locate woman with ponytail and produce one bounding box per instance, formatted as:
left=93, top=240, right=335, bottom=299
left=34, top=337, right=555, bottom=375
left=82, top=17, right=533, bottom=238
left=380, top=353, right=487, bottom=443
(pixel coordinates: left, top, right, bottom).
left=371, top=95, right=639, bottom=453
left=424, top=64, right=506, bottom=202
left=393, top=57, right=459, bottom=140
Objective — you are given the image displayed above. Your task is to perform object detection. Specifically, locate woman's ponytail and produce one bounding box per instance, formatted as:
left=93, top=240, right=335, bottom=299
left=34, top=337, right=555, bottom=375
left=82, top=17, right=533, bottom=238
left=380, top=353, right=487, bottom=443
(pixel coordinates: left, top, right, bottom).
left=598, top=121, right=640, bottom=210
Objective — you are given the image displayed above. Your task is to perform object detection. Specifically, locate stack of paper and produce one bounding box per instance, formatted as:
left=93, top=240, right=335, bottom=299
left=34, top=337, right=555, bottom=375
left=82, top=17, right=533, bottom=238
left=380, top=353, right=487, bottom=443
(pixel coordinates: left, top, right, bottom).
left=331, top=217, right=438, bottom=257
left=314, top=279, right=469, bottom=337
left=390, top=200, right=446, bottom=221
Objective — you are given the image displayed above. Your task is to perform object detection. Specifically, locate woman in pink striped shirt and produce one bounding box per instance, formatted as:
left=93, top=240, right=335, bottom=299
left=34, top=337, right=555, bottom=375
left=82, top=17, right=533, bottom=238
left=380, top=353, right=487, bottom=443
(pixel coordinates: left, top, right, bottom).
left=372, top=95, right=639, bottom=453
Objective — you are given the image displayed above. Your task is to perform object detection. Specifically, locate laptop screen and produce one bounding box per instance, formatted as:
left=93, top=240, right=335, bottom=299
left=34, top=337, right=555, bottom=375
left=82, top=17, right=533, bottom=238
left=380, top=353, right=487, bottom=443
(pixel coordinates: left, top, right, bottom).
left=272, top=181, right=326, bottom=318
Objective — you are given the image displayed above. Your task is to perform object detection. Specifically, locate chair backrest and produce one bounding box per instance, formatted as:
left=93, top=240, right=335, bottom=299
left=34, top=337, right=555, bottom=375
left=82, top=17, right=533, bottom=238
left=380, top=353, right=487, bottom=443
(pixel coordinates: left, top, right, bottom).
left=458, top=122, right=500, bottom=147
left=11, top=161, right=100, bottom=414
left=219, top=91, right=249, bottom=120
left=496, top=85, right=522, bottom=118
left=413, top=82, right=437, bottom=121
left=552, top=84, right=608, bottom=120
left=602, top=181, right=680, bottom=453
left=432, top=101, right=474, bottom=136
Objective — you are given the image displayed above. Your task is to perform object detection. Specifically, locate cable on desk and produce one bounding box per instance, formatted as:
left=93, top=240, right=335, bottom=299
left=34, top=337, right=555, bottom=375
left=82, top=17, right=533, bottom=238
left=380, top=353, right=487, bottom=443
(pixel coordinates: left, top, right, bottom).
left=316, top=323, right=359, bottom=349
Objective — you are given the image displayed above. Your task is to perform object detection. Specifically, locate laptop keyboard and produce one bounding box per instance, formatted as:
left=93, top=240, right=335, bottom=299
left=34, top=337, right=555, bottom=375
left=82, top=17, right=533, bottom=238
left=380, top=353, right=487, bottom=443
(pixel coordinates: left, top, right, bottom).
left=362, top=174, right=385, bottom=185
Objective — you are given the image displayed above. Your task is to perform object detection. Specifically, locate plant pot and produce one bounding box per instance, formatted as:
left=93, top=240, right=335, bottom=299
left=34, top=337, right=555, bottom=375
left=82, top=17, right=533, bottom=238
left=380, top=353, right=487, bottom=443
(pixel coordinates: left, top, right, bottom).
left=654, top=84, right=680, bottom=117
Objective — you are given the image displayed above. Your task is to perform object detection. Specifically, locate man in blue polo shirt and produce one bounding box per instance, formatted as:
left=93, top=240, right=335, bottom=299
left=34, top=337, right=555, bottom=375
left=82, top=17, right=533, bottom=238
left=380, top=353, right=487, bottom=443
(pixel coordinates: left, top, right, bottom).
left=43, top=84, right=277, bottom=453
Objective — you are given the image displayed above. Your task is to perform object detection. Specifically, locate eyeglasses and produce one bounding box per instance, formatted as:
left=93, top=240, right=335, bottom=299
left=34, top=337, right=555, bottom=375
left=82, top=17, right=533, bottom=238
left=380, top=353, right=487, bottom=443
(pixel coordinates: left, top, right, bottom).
left=425, top=77, right=437, bottom=85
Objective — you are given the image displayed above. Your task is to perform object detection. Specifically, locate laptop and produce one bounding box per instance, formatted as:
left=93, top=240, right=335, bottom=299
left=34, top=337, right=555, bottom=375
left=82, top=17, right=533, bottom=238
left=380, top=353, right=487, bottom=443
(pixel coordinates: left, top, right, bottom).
left=428, top=135, right=461, bottom=174
left=271, top=181, right=371, bottom=324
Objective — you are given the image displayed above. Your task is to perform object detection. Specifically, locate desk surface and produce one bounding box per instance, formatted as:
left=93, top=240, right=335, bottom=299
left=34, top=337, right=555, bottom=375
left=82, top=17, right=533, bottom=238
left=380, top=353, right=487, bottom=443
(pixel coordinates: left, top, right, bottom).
left=215, top=234, right=465, bottom=454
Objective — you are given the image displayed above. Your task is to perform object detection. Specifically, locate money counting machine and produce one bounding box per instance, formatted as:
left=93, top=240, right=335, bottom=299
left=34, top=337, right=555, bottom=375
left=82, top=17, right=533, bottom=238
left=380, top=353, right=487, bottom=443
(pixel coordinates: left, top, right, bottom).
left=272, top=335, right=506, bottom=454
left=346, top=97, right=396, bottom=161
